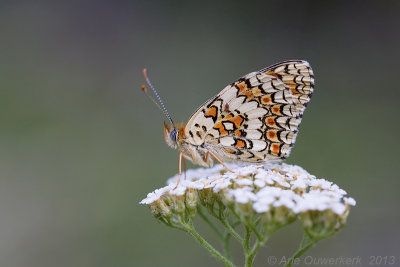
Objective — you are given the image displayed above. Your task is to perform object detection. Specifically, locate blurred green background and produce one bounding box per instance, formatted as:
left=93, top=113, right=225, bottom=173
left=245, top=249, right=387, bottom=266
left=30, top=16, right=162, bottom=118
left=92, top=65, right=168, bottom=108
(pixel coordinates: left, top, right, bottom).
left=1, top=1, right=399, bottom=266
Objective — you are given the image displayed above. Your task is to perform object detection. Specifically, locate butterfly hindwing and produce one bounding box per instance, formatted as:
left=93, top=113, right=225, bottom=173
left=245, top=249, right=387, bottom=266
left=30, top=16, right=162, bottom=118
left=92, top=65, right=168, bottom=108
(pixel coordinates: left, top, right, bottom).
left=184, top=60, right=314, bottom=163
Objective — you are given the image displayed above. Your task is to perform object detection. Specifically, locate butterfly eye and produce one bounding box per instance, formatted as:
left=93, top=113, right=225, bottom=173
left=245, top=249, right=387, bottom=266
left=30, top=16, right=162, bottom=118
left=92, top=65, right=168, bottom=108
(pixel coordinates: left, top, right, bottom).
left=170, top=129, right=178, bottom=142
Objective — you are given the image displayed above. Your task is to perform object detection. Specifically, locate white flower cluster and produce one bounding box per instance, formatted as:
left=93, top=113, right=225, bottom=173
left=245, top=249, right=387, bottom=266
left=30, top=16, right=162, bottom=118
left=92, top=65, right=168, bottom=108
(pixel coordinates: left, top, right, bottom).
left=140, top=163, right=355, bottom=217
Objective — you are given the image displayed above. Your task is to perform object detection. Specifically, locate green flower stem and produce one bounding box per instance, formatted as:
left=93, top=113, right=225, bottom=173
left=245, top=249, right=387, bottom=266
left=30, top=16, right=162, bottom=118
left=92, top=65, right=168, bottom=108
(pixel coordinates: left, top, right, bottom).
left=181, top=222, right=236, bottom=267
left=198, top=207, right=224, bottom=239
left=223, top=220, right=241, bottom=261
left=230, top=207, right=241, bottom=221
left=208, top=203, right=243, bottom=244
left=284, top=234, right=316, bottom=267
left=159, top=218, right=186, bottom=231
left=245, top=238, right=266, bottom=267
left=223, top=231, right=232, bottom=261
left=244, top=226, right=267, bottom=267
left=198, top=207, right=233, bottom=260
left=247, top=223, right=263, bottom=241
left=220, top=216, right=244, bottom=243
left=244, top=226, right=251, bottom=255
left=300, top=233, right=310, bottom=247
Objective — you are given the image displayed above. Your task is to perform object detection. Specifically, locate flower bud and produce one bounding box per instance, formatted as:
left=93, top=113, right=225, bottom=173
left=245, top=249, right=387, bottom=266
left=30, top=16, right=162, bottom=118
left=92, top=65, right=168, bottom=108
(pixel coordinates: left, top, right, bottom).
left=299, top=209, right=348, bottom=241
left=170, top=194, right=186, bottom=215
left=198, top=188, right=216, bottom=207
left=185, top=188, right=198, bottom=217
left=157, top=198, right=172, bottom=219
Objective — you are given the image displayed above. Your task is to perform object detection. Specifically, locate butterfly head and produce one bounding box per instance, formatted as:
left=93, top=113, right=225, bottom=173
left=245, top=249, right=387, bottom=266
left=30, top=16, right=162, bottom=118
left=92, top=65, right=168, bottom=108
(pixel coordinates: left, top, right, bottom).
left=163, top=123, right=185, bottom=149
left=163, top=123, right=178, bottom=149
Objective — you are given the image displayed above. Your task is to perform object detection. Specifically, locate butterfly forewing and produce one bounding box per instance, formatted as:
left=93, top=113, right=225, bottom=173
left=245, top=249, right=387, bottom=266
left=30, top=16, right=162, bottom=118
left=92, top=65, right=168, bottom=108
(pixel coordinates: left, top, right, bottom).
left=262, top=60, right=314, bottom=112
left=184, top=60, right=314, bottom=164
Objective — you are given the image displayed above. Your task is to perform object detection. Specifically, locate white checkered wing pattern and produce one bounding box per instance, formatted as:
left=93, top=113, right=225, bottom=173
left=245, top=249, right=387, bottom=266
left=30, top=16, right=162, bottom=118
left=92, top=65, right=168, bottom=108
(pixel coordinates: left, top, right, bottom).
left=184, top=60, right=314, bottom=163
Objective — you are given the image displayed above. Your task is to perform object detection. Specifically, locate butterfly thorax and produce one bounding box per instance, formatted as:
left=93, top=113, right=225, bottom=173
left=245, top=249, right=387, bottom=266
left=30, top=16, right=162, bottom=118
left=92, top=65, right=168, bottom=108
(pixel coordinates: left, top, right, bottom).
left=163, top=123, right=213, bottom=167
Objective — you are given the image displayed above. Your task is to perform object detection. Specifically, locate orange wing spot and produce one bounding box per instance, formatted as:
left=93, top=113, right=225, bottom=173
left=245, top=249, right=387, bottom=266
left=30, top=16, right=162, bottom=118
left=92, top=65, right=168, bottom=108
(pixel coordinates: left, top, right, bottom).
left=272, top=143, right=281, bottom=154
left=228, top=116, right=244, bottom=128
left=224, top=148, right=236, bottom=154
left=288, top=84, right=300, bottom=95
left=267, top=130, right=277, bottom=139
left=205, top=106, right=217, bottom=118
left=225, top=113, right=233, bottom=119
left=272, top=105, right=281, bottom=114
left=265, top=71, right=279, bottom=79
left=237, top=82, right=247, bottom=92
left=244, top=91, right=253, bottom=99
left=262, top=96, right=271, bottom=104
left=234, top=130, right=242, bottom=137
left=214, top=121, right=228, bottom=136
left=235, top=139, right=245, bottom=148
left=252, top=88, right=262, bottom=96
left=266, top=117, right=276, bottom=127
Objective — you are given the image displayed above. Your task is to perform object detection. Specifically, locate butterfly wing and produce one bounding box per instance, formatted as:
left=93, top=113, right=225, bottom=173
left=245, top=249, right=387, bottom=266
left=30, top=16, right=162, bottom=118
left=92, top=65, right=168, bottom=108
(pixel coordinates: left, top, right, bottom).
left=261, top=60, right=314, bottom=114
left=184, top=60, right=314, bottom=163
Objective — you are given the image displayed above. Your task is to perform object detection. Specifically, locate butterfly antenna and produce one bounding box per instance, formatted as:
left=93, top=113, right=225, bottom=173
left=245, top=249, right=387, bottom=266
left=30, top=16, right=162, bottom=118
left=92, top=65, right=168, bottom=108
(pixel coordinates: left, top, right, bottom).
left=141, top=68, right=175, bottom=126
left=141, top=84, right=164, bottom=113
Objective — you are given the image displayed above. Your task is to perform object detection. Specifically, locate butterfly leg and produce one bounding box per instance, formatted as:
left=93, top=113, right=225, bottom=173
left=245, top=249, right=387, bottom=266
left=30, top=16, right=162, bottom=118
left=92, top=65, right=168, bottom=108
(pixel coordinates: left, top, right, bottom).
left=206, top=150, right=235, bottom=173
left=174, top=151, right=184, bottom=189
left=182, top=155, right=187, bottom=180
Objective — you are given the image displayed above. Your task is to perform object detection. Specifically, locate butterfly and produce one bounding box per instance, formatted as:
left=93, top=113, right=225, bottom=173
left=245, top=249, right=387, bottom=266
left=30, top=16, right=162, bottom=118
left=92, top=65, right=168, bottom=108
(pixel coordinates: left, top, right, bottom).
left=142, top=60, right=314, bottom=186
